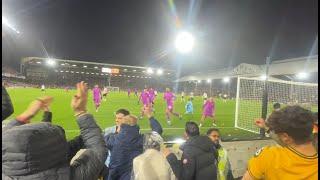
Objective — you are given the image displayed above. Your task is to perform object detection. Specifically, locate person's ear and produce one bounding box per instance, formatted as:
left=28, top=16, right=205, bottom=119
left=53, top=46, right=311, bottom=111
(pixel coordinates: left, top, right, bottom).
left=279, top=133, right=293, bottom=144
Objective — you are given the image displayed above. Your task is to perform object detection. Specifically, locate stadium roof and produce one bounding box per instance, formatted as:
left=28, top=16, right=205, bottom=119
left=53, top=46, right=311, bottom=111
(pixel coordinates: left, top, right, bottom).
left=21, top=57, right=175, bottom=74
left=175, top=55, right=318, bottom=82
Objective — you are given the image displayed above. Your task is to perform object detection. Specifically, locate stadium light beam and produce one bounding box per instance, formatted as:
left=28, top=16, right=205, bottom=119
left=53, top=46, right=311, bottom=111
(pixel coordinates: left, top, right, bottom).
left=296, top=72, right=309, bottom=80
left=175, top=31, right=195, bottom=53
left=156, top=69, right=163, bottom=75
left=223, top=77, right=230, bottom=83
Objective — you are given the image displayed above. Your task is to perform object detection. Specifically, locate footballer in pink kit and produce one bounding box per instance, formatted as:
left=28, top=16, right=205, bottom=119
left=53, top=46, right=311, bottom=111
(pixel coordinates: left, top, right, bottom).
left=92, top=85, right=102, bottom=112
left=163, top=88, right=181, bottom=125
left=127, top=88, right=131, bottom=98
left=138, top=88, right=150, bottom=119
left=148, top=88, right=155, bottom=104
left=199, top=97, right=216, bottom=127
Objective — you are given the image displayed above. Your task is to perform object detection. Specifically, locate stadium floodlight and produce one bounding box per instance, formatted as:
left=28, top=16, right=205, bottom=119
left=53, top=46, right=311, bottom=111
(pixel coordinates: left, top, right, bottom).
left=83, top=65, right=87, bottom=68
left=2, top=16, right=20, bottom=34
left=61, top=63, right=65, bottom=66
left=197, top=80, right=201, bottom=83
left=37, top=61, right=42, bottom=64
left=46, top=59, right=56, bottom=66
left=147, top=68, right=154, bottom=74
left=223, top=77, right=230, bottom=83
left=133, top=69, right=136, bottom=72
left=72, top=64, right=77, bottom=67
left=260, top=75, right=267, bottom=81
left=207, top=79, right=211, bottom=83
left=296, top=72, right=309, bottom=80
left=167, top=72, right=171, bottom=75
left=94, top=66, right=98, bottom=69
left=157, top=69, right=163, bottom=75
left=175, top=31, right=195, bottom=53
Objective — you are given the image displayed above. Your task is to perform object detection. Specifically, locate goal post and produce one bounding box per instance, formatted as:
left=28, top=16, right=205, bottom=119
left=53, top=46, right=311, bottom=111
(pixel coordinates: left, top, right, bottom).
left=235, top=76, right=318, bottom=134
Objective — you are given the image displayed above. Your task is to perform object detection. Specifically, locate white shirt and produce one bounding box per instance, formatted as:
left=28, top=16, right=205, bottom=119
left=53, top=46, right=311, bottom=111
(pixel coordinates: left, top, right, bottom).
left=190, top=92, right=194, bottom=97
left=181, top=92, right=185, bottom=96
left=203, top=93, right=208, bottom=99
left=103, top=88, right=108, bottom=93
left=41, top=85, right=45, bottom=89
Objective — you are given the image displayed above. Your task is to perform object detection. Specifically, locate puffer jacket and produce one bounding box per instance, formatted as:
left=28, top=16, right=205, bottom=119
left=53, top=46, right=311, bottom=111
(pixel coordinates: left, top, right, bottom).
left=2, top=86, right=14, bottom=121
left=166, top=135, right=218, bottom=180
left=2, top=114, right=107, bottom=180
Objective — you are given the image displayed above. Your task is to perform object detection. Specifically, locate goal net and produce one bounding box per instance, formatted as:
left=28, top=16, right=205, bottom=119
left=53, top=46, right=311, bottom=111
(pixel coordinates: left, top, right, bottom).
left=235, top=76, right=318, bottom=133
left=106, top=86, right=120, bottom=92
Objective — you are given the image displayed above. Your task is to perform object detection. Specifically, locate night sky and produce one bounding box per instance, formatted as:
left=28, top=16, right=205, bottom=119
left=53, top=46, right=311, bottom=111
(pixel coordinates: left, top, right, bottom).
left=2, top=0, right=318, bottom=73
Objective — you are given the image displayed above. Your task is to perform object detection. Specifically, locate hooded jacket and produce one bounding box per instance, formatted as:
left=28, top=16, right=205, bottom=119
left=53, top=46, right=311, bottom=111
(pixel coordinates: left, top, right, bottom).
left=167, top=135, right=218, bottom=180
left=2, top=114, right=107, bottom=180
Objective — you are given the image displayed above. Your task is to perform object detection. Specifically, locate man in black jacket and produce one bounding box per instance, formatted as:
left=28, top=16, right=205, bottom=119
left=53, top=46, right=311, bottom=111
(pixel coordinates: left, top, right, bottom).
left=164, top=122, right=218, bottom=180
left=2, top=85, right=14, bottom=121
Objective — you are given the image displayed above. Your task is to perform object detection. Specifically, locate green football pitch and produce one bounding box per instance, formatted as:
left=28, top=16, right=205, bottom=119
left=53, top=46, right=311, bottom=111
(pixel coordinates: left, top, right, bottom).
left=6, top=88, right=260, bottom=141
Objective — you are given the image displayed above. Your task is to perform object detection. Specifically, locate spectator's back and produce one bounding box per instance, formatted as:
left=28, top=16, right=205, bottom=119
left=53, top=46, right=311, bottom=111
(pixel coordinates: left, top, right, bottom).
left=182, top=135, right=218, bottom=180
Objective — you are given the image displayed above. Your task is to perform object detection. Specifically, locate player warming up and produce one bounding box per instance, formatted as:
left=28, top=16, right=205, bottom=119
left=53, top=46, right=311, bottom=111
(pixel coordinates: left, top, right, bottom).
left=127, top=88, right=131, bottom=98
left=203, top=92, right=208, bottom=104
left=181, top=91, right=185, bottom=102
left=102, top=87, right=108, bottom=101
left=163, top=88, right=182, bottom=126
left=134, top=88, right=138, bottom=97
left=138, top=88, right=150, bottom=119
left=199, top=97, right=216, bottom=127
left=185, top=97, right=194, bottom=115
left=41, top=84, right=45, bottom=92
left=222, top=94, right=228, bottom=103
left=92, top=85, right=102, bottom=112
left=148, top=88, right=156, bottom=111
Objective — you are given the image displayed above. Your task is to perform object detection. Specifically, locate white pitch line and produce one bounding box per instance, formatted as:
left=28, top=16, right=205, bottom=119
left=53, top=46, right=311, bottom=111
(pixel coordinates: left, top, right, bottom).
left=65, top=127, right=236, bottom=132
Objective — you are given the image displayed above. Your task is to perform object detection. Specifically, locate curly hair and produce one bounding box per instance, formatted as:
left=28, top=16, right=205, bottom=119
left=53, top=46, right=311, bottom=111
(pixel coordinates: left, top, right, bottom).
left=266, top=105, right=314, bottom=144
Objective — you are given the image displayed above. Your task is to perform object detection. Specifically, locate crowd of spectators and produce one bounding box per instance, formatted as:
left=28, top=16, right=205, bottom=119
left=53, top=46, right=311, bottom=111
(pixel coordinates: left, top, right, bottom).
left=2, top=81, right=318, bottom=180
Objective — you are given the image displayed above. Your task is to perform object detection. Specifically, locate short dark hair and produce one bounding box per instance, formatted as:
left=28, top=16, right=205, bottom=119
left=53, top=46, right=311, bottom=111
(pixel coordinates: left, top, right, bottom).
left=188, top=97, right=193, bottom=101
left=206, top=128, right=220, bottom=135
left=266, top=105, right=314, bottom=144
left=273, top=102, right=281, bottom=110
left=185, top=122, right=200, bottom=137
left=116, top=109, right=130, bottom=116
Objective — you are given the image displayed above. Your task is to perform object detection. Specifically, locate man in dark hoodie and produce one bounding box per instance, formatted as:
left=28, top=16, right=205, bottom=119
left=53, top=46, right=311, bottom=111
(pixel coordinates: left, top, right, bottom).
left=164, top=122, right=218, bottom=180
left=105, top=106, right=163, bottom=180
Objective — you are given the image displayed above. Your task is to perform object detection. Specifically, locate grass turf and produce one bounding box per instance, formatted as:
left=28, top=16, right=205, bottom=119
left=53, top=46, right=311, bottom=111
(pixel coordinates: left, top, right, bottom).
left=6, top=88, right=259, bottom=141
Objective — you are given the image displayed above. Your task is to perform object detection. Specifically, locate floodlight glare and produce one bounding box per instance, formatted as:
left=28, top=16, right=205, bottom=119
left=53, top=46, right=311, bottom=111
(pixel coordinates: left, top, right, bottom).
left=175, top=31, right=195, bottom=53
left=296, top=72, right=309, bottom=79
left=223, top=77, right=230, bottom=83
left=197, top=80, right=201, bottom=83
left=147, top=68, right=154, bottom=74
left=2, top=16, right=20, bottom=34
left=207, top=79, right=211, bottom=83
left=157, top=69, right=163, bottom=75
left=46, top=59, right=56, bottom=66
left=260, top=75, right=267, bottom=80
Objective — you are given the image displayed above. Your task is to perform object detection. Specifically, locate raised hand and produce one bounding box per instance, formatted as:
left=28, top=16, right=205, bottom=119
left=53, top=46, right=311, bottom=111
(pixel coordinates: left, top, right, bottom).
left=71, top=81, right=88, bottom=116
left=254, top=118, right=266, bottom=129
left=38, top=96, right=54, bottom=111
left=16, top=96, right=53, bottom=123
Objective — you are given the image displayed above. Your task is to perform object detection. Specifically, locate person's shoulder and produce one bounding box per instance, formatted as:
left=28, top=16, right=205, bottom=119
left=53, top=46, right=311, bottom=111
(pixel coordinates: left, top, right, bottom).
left=252, top=145, right=280, bottom=159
